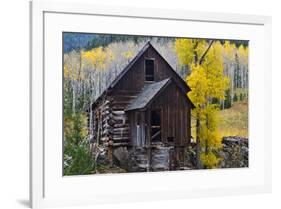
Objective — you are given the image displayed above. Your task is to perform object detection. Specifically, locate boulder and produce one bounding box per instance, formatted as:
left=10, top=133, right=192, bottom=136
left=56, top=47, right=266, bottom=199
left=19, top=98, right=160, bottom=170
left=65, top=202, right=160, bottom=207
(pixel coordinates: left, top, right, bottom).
left=96, top=146, right=110, bottom=165
left=113, top=146, right=129, bottom=168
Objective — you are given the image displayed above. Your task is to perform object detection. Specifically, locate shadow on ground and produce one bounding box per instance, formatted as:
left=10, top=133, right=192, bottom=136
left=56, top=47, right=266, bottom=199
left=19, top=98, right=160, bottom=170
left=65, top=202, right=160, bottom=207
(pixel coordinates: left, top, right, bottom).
left=17, top=199, right=29, bottom=208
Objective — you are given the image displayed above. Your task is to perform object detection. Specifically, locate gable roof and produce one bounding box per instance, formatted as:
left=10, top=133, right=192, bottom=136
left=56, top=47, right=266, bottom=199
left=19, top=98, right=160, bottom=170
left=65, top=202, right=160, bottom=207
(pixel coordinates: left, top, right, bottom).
left=109, top=41, right=190, bottom=91
left=91, top=41, right=192, bottom=108
left=109, top=42, right=151, bottom=88
left=125, top=78, right=171, bottom=111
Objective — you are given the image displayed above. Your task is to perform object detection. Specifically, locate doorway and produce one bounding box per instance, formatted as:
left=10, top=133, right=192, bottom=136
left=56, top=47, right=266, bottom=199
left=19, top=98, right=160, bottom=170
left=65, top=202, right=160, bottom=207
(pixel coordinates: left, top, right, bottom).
left=150, top=109, right=161, bottom=142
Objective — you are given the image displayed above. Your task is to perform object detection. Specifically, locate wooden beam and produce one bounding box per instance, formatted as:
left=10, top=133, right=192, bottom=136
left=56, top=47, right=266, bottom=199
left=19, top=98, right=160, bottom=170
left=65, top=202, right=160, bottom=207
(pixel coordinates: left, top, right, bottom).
left=151, top=130, right=161, bottom=140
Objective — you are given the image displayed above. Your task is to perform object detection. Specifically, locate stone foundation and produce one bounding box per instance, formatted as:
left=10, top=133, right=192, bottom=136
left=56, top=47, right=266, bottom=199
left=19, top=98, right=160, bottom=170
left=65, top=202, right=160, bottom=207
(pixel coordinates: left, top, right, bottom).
left=94, top=136, right=248, bottom=172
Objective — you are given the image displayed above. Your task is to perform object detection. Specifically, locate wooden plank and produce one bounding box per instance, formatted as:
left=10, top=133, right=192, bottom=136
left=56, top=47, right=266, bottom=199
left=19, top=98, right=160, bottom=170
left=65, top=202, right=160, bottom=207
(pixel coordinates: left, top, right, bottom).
left=176, top=89, right=179, bottom=144
left=163, top=102, right=166, bottom=142
left=113, top=142, right=130, bottom=146
left=113, top=123, right=129, bottom=128
left=112, top=115, right=127, bottom=120
left=112, top=110, right=125, bottom=115
left=113, top=127, right=130, bottom=132
left=112, top=101, right=131, bottom=105
left=112, top=106, right=129, bottom=110
left=130, top=111, right=136, bottom=146
left=151, top=130, right=161, bottom=140
left=112, top=136, right=130, bottom=141
left=113, top=90, right=141, bottom=95
left=112, top=132, right=130, bottom=137
left=146, top=109, right=151, bottom=147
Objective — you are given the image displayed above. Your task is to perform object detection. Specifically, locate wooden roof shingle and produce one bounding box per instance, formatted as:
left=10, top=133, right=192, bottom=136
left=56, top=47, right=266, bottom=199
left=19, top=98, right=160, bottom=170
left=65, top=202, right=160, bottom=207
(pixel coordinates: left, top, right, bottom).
left=125, top=78, right=171, bottom=111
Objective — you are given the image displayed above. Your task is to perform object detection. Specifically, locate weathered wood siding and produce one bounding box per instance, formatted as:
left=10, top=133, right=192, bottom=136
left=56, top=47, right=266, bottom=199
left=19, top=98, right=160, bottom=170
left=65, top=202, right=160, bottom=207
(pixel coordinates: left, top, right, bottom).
left=93, top=93, right=133, bottom=147
left=92, top=97, right=113, bottom=145
left=128, top=111, right=147, bottom=147
left=149, top=83, right=191, bottom=146
left=110, top=90, right=140, bottom=146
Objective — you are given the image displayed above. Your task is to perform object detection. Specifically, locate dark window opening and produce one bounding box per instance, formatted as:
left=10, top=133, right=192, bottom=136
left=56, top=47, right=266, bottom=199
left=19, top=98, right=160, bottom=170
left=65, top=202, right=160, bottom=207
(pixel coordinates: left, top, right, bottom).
left=145, top=59, right=154, bottom=81
left=151, top=110, right=161, bottom=142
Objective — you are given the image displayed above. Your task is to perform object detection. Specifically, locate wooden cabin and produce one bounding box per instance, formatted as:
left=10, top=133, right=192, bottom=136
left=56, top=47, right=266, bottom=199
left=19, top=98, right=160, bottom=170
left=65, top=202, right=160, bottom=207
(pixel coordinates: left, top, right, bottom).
left=90, top=41, right=195, bottom=171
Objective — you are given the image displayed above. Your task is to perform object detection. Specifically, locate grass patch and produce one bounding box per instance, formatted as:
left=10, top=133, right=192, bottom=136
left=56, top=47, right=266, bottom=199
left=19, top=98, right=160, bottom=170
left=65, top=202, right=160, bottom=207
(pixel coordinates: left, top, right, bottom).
left=218, top=101, right=248, bottom=138
left=97, top=164, right=127, bottom=174
left=191, top=101, right=248, bottom=139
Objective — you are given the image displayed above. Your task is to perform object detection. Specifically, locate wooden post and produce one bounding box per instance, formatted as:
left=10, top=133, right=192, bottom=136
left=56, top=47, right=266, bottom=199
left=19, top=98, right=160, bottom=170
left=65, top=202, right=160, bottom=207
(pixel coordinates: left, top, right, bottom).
left=108, top=140, right=113, bottom=167
left=147, top=147, right=151, bottom=172
left=146, top=109, right=151, bottom=171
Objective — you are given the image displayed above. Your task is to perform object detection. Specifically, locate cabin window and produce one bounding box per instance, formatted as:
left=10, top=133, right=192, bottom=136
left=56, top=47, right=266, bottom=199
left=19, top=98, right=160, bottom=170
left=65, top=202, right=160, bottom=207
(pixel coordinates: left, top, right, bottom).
left=151, top=110, right=161, bottom=142
left=145, top=59, right=154, bottom=81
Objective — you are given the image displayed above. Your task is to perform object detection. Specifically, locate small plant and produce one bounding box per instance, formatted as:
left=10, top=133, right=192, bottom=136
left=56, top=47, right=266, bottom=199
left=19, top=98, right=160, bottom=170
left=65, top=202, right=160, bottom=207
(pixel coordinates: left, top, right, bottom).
left=64, top=140, right=95, bottom=175
left=64, top=112, right=95, bottom=175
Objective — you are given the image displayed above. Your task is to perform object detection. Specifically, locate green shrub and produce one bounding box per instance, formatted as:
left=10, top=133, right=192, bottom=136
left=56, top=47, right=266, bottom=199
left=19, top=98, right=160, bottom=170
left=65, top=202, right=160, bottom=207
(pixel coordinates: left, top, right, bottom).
left=63, top=112, right=95, bottom=175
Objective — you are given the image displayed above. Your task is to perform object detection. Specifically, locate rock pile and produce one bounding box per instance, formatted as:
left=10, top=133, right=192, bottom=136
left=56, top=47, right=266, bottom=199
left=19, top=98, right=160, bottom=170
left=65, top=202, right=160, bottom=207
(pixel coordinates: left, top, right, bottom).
left=219, top=136, right=248, bottom=168
left=94, top=136, right=249, bottom=173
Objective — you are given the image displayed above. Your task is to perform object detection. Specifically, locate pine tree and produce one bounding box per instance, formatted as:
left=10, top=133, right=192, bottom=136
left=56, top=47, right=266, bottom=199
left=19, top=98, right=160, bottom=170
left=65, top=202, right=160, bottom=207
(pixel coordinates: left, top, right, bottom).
left=233, top=93, right=238, bottom=102
left=224, top=89, right=232, bottom=109
left=64, top=111, right=94, bottom=175
left=240, top=93, right=243, bottom=101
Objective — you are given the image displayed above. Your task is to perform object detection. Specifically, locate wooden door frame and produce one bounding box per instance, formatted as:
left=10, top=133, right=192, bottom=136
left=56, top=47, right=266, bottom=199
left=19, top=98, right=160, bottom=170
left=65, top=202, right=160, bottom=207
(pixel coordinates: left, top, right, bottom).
left=148, top=108, right=162, bottom=145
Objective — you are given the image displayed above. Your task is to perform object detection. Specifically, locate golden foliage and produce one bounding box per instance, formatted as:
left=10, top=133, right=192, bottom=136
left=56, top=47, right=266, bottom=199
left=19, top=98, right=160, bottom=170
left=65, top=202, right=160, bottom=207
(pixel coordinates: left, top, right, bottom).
left=186, top=42, right=230, bottom=107
left=106, top=47, right=115, bottom=62
left=64, top=65, right=70, bottom=78
left=200, top=104, right=222, bottom=149
left=186, top=64, right=208, bottom=107
left=200, top=152, right=221, bottom=169
left=122, top=50, right=134, bottom=59
left=82, top=47, right=106, bottom=70
left=175, top=39, right=231, bottom=168
left=175, top=39, right=207, bottom=66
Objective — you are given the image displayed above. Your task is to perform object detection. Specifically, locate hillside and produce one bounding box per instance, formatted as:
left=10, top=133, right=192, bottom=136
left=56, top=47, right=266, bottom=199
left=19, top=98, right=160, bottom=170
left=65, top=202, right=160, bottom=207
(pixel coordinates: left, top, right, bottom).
left=191, top=101, right=248, bottom=140
left=218, top=101, right=248, bottom=138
